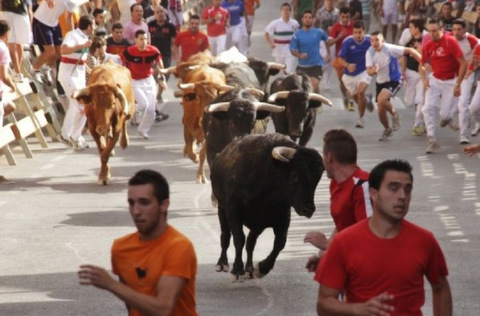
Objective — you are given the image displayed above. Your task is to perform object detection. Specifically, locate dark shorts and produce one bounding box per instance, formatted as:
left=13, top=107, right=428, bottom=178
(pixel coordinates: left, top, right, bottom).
left=32, top=18, right=63, bottom=47
left=296, top=65, right=323, bottom=80
left=376, top=80, right=402, bottom=101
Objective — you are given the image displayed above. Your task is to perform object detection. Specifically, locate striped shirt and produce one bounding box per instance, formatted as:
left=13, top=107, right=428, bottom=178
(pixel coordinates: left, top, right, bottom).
left=265, top=18, right=300, bottom=57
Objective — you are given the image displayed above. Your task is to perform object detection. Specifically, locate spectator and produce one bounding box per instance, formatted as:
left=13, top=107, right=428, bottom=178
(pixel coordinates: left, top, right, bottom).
left=365, top=31, right=421, bottom=141
left=420, top=19, right=467, bottom=154
left=293, top=0, right=319, bottom=24
left=0, top=19, right=16, bottom=185
left=304, top=129, right=371, bottom=273
left=148, top=5, right=176, bottom=122
left=115, top=0, right=136, bottom=27
left=290, top=10, right=329, bottom=94
left=222, top=0, right=246, bottom=54
left=0, top=0, right=32, bottom=82
left=349, top=0, right=363, bottom=22
left=31, top=0, right=77, bottom=85
left=121, top=30, right=165, bottom=139
left=92, top=8, right=108, bottom=37
left=337, top=20, right=373, bottom=128
left=399, top=18, right=426, bottom=136
left=438, top=1, right=455, bottom=32
left=106, top=23, right=132, bottom=55
left=201, top=0, right=230, bottom=56
left=57, top=15, right=93, bottom=151
left=329, top=7, right=354, bottom=110
left=264, top=2, right=300, bottom=74
left=316, top=159, right=452, bottom=316
left=78, top=169, right=198, bottom=316
left=359, top=0, right=372, bottom=32
left=244, top=0, right=260, bottom=48
left=123, top=3, right=149, bottom=44
left=378, top=0, right=399, bottom=42
left=167, top=0, right=183, bottom=32
left=174, top=15, right=209, bottom=63
left=451, top=19, right=479, bottom=145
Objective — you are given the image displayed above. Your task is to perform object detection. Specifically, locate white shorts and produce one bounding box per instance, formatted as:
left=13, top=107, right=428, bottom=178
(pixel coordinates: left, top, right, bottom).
left=381, top=11, right=399, bottom=25
left=342, top=71, right=371, bottom=95
left=1, top=11, right=31, bottom=44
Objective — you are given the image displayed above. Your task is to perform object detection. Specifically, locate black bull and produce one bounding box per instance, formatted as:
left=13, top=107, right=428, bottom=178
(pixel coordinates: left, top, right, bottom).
left=211, top=133, right=324, bottom=281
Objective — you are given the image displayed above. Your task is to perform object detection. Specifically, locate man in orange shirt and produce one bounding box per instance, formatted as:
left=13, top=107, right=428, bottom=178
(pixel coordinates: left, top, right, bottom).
left=78, top=169, right=198, bottom=316
left=243, top=0, right=260, bottom=49
left=174, top=15, right=209, bottom=63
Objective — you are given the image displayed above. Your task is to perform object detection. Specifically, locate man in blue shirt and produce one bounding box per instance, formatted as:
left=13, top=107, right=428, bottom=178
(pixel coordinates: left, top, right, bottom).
left=337, top=20, right=373, bottom=128
left=222, top=0, right=246, bottom=54
left=290, top=10, right=329, bottom=93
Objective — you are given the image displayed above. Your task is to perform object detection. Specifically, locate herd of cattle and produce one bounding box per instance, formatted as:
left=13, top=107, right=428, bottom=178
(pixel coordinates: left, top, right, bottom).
left=73, top=48, right=332, bottom=281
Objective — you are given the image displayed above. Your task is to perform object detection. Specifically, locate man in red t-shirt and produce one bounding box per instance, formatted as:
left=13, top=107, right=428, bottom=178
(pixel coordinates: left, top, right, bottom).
left=304, top=129, right=371, bottom=272
left=329, top=7, right=355, bottom=111
left=315, top=159, right=452, bottom=315
left=174, top=15, right=209, bottom=63
left=420, top=18, right=467, bottom=154
left=201, top=0, right=230, bottom=56
left=121, top=30, right=166, bottom=139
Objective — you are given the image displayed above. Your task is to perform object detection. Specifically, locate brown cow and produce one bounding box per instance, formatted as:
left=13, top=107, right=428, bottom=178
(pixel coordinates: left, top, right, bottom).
left=177, top=65, right=231, bottom=183
left=73, top=63, right=135, bottom=185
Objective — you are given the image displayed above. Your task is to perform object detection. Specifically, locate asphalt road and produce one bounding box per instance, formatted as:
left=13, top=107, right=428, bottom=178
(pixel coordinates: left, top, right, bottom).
left=1, top=2, right=480, bottom=315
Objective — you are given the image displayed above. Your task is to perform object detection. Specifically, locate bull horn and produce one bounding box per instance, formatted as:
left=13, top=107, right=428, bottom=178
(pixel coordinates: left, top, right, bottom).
left=267, top=62, right=286, bottom=69
left=308, top=93, right=333, bottom=106
left=159, top=66, right=176, bottom=75
left=179, top=82, right=195, bottom=90
left=254, top=102, right=285, bottom=113
left=115, top=86, right=129, bottom=115
left=245, top=88, right=265, bottom=98
left=72, top=87, right=90, bottom=99
left=268, top=91, right=289, bottom=102
left=219, top=84, right=235, bottom=91
left=208, top=102, right=230, bottom=112
left=272, top=146, right=297, bottom=162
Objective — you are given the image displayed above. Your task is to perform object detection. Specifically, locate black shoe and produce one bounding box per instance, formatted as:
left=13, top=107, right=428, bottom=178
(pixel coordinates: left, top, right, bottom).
left=155, top=111, right=169, bottom=122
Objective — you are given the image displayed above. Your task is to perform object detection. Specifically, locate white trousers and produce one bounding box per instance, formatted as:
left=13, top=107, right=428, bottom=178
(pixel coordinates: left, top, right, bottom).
left=455, top=74, right=474, bottom=138
left=58, top=62, right=87, bottom=142
left=133, top=76, right=157, bottom=134
left=469, top=79, right=480, bottom=125
left=403, top=69, right=425, bottom=128
left=208, top=34, right=227, bottom=56
left=275, top=53, right=297, bottom=74
left=422, top=76, right=457, bottom=138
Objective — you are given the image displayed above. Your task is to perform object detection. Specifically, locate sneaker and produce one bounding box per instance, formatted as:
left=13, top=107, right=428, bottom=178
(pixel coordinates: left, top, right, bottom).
left=59, top=135, right=73, bottom=147
left=365, top=93, right=374, bottom=112
left=138, top=131, right=150, bottom=139
left=41, top=65, right=53, bottom=85
left=32, top=70, right=44, bottom=84
left=12, top=72, right=24, bottom=82
left=71, top=138, right=89, bottom=151
left=0, top=175, right=15, bottom=185
left=130, top=111, right=140, bottom=126
left=471, top=123, right=480, bottom=136
left=439, top=118, right=451, bottom=128
left=347, top=101, right=355, bottom=112
left=155, top=111, right=169, bottom=122
left=379, top=127, right=393, bottom=141
left=460, top=136, right=470, bottom=144
left=425, top=136, right=439, bottom=154
left=355, top=117, right=364, bottom=128
left=448, top=121, right=459, bottom=131
left=392, top=112, right=400, bottom=131
left=412, top=126, right=426, bottom=136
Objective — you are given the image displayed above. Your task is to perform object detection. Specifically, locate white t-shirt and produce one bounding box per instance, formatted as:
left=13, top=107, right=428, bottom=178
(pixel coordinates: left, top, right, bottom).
left=365, top=43, right=404, bottom=84
left=265, top=18, right=300, bottom=58
left=34, top=0, right=77, bottom=27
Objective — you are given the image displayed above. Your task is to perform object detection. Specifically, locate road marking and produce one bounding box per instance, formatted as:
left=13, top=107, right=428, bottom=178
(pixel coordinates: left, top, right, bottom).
left=0, top=288, right=74, bottom=303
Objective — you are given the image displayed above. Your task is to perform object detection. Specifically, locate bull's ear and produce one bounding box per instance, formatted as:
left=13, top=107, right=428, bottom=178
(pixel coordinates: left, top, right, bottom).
left=308, top=100, right=323, bottom=109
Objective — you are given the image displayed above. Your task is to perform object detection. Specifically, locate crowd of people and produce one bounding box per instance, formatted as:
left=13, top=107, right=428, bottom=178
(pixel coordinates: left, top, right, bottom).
left=2, top=0, right=480, bottom=314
